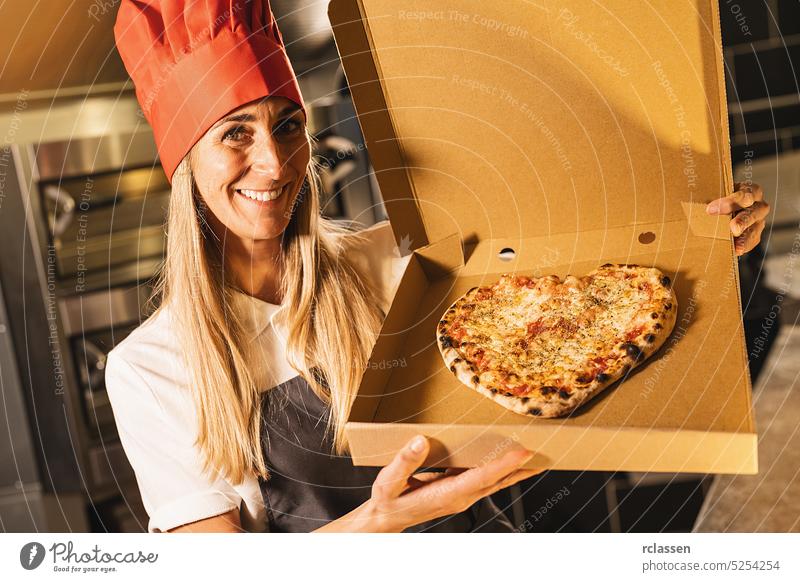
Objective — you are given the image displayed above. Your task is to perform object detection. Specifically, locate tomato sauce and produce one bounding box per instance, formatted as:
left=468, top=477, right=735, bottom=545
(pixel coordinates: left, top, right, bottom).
left=513, top=276, right=537, bottom=289
left=513, top=383, right=531, bottom=396
left=450, top=324, right=466, bottom=342
left=475, top=288, right=494, bottom=301
left=625, top=325, right=644, bottom=342
left=526, top=319, right=547, bottom=338
left=590, top=356, right=609, bottom=372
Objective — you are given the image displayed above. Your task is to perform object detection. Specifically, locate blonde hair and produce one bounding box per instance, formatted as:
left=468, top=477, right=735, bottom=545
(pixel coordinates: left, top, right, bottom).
left=147, top=142, right=385, bottom=484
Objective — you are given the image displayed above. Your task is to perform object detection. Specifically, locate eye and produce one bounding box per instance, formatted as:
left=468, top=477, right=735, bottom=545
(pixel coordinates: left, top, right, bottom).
left=221, top=125, right=250, bottom=143
left=274, top=117, right=303, bottom=137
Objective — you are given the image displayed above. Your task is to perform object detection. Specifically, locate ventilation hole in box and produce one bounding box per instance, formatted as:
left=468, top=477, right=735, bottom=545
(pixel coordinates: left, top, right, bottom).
left=498, top=247, right=516, bottom=261
left=638, top=231, right=656, bottom=244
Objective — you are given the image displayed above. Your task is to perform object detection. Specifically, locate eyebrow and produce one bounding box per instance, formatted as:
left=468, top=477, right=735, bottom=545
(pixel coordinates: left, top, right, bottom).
left=213, top=103, right=302, bottom=129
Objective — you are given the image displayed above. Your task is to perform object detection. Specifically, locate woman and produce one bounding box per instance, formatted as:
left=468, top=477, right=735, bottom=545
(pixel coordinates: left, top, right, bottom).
left=109, top=0, right=542, bottom=533
left=107, top=1, right=769, bottom=533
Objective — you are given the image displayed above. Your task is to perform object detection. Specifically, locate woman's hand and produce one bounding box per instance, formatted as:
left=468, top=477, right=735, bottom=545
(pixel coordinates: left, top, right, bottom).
left=705, top=182, right=770, bottom=256
left=316, top=435, right=540, bottom=532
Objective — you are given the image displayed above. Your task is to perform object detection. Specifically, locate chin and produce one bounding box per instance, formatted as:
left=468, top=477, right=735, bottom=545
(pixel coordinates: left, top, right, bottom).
left=244, top=219, right=291, bottom=241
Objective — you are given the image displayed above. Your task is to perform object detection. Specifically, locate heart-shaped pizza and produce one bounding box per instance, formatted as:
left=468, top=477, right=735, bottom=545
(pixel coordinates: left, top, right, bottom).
left=436, top=263, right=677, bottom=417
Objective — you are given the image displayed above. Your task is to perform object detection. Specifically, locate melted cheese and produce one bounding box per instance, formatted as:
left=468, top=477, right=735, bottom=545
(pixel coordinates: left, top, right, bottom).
left=448, top=267, right=669, bottom=393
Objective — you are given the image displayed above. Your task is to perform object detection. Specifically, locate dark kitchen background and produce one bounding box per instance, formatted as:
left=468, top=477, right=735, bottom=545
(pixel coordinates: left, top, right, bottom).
left=0, top=1, right=797, bottom=533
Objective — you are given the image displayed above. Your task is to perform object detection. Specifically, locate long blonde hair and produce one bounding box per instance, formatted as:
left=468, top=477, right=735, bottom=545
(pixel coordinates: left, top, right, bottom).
left=148, top=142, right=385, bottom=484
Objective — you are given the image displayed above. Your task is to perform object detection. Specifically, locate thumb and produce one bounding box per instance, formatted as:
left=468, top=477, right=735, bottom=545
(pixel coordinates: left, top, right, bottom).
left=373, top=435, right=430, bottom=499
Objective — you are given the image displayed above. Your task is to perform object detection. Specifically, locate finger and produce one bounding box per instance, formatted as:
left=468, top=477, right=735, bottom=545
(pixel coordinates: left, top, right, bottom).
left=733, top=181, right=764, bottom=202
left=730, top=200, right=770, bottom=237
left=449, top=449, right=534, bottom=494
left=373, top=435, right=430, bottom=499
left=706, top=189, right=756, bottom=214
left=407, top=468, right=468, bottom=486
left=406, top=467, right=486, bottom=493
left=734, top=220, right=766, bottom=256
left=410, top=471, right=447, bottom=484
left=405, top=471, right=448, bottom=492
left=397, top=454, right=534, bottom=522
left=485, top=468, right=544, bottom=496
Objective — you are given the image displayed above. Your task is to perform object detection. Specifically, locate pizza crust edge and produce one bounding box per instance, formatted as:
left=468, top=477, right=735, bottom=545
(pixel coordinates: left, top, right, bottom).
left=437, top=266, right=679, bottom=418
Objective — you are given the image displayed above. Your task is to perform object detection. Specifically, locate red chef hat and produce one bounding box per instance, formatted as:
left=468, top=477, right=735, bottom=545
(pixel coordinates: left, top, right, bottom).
left=114, top=0, right=305, bottom=183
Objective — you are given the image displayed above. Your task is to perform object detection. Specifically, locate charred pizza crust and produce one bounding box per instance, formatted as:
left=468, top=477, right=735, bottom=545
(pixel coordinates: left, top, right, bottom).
left=436, top=264, right=677, bottom=418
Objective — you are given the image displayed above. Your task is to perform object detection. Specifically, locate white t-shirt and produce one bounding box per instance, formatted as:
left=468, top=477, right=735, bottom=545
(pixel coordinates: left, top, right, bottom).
left=104, top=220, right=410, bottom=532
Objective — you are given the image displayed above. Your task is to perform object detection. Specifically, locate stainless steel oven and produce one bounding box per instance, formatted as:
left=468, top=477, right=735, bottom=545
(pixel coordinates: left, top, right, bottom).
left=0, top=96, right=161, bottom=531
left=41, top=165, right=169, bottom=292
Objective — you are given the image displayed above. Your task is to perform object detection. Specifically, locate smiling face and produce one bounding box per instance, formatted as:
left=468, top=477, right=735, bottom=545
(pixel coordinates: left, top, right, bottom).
left=190, top=96, right=310, bottom=242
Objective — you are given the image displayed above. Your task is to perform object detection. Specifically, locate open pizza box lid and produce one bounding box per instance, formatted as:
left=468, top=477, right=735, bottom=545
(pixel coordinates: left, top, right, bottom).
left=329, top=0, right=757, bottom=474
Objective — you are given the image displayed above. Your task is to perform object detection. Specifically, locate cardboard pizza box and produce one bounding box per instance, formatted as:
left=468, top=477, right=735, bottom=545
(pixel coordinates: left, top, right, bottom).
left=328, top=0, right=757, bottom=474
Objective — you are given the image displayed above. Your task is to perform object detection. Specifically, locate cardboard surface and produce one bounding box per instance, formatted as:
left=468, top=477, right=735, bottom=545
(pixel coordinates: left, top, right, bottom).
left=330, top=0, right=756, bottom=474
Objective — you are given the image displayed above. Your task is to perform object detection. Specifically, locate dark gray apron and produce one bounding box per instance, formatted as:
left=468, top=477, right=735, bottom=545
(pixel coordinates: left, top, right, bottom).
left=257, top=374, right=515, bottom=532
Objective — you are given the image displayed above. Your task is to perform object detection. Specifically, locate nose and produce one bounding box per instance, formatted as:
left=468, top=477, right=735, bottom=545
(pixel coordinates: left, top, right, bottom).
left=249, top=134, right=290, bottom=182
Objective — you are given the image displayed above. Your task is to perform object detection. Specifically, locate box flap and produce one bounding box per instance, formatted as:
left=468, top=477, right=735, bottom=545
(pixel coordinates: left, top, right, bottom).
left=329, top=0, right=732, bottom=246
left=345, top=224, right=756, bottom=473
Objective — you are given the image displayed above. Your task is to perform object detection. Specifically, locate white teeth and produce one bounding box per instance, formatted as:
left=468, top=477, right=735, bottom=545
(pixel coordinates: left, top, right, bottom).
left=237, top=186, right=285, bottom=202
